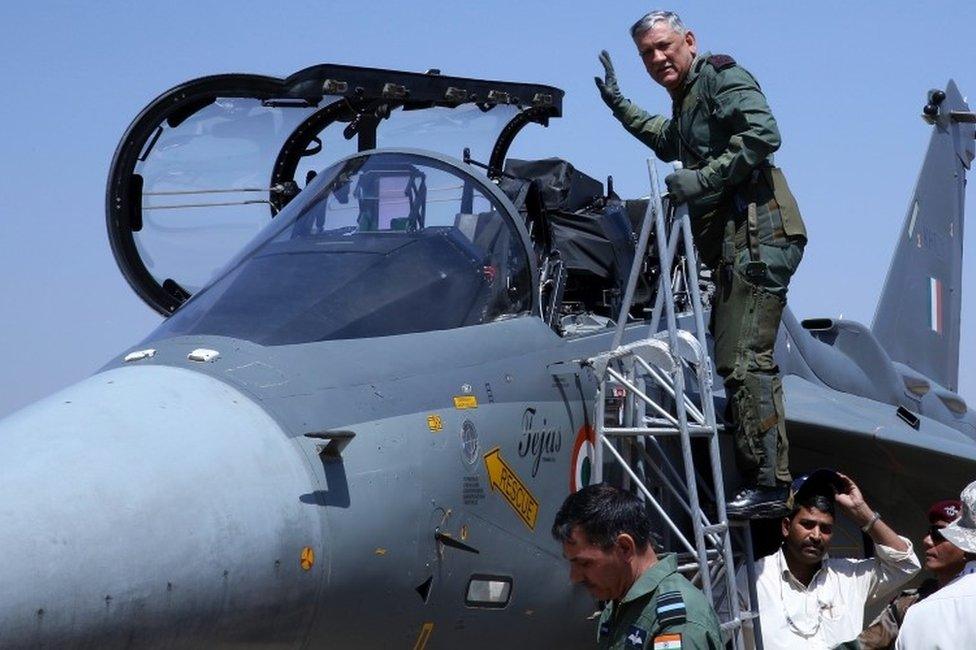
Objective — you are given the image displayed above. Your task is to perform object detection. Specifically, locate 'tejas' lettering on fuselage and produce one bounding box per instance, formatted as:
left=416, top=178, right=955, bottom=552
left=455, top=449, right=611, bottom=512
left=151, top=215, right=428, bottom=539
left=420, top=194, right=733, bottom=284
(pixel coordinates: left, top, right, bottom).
left=517, top=407, right=562, bottom=477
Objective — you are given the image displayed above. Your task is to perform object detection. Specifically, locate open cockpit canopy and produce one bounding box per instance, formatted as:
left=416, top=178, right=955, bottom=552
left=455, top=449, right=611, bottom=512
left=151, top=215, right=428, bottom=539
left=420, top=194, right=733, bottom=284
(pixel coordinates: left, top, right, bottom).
left=106, top=64, right=563, bottom=316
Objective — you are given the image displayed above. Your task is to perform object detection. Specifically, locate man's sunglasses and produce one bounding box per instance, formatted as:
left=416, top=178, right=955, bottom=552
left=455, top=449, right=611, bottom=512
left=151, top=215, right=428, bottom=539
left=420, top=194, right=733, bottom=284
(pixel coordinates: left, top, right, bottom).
left=929, top=525, right=947, bottom=543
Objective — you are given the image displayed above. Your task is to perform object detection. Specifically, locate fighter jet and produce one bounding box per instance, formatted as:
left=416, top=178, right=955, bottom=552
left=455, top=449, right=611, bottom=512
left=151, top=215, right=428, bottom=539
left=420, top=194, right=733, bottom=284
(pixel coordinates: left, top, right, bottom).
left=0, top=64, right=972, bottom=648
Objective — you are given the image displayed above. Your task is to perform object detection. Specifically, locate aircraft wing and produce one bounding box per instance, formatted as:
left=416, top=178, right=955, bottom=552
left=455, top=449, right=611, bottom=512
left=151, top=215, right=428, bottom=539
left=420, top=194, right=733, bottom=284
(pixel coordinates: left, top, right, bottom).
left=783, top=374, right=976, bottom=484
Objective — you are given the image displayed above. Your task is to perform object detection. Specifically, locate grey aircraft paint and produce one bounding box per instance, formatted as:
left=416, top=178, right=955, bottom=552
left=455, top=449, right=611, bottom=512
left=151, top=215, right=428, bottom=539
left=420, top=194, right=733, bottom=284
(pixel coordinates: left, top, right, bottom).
left=0, top=65, right=974, bottom=648
left=872, top=81, right=974, bottom=392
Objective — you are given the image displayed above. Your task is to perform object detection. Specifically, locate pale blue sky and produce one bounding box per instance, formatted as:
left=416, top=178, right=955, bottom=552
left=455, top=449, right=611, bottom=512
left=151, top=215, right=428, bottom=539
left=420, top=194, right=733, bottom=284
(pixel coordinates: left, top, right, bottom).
left=1, top=1, right=974, bottom=416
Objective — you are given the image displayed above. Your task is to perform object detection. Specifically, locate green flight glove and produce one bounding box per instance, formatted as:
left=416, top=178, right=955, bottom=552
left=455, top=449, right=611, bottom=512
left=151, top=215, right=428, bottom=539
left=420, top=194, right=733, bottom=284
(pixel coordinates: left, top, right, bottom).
left=595, top=50, right=626, bottom=111
left=665, top=169, right=707, bottom=204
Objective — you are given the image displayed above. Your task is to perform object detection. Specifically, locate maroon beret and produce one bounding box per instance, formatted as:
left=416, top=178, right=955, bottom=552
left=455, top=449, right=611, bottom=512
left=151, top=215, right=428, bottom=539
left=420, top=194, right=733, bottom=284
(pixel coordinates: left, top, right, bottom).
left=928, top=499, right=963, bottom=524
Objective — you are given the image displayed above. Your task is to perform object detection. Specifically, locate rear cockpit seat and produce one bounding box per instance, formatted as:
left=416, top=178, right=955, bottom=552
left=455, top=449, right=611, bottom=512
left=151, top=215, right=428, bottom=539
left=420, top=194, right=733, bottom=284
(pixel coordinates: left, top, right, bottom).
left=499, top=158, right=646, bottom=326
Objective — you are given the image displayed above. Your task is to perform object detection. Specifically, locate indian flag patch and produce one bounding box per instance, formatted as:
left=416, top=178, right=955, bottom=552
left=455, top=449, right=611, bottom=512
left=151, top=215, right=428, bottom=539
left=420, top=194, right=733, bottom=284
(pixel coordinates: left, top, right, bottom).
left=653, top=633, right=682, bottom=649
left=929, top=276, right=944, bottom=335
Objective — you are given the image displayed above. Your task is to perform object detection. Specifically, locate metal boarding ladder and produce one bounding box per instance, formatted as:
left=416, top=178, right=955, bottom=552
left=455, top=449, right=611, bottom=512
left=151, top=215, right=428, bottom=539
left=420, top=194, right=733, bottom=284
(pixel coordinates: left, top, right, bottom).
left=585, top=161, right=763, bottom=649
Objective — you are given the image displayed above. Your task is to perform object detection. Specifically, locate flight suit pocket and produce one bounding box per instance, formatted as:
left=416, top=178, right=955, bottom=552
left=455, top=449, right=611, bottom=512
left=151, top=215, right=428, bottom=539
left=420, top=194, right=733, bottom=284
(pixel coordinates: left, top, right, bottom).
left=750, top=286, right=786, bottom=367
left=730, top=384, right=763, bottom=473
left=764, top=167, right=806, bottom=240
left=687, top=202, right=726, bottom=267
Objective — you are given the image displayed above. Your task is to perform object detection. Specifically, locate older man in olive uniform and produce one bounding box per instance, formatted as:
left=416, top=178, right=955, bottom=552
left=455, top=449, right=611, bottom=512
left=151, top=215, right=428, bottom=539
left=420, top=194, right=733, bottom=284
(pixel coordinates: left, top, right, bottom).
left=554, top=484, right=723, bottom=649
left=596, top=10, right=807, bottom=516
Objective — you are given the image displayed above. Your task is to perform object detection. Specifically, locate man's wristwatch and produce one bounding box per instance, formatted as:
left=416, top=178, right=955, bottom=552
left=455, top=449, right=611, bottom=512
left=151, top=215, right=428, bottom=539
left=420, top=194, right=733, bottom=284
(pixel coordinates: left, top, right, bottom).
left=861, top=511, right=881, bottom=533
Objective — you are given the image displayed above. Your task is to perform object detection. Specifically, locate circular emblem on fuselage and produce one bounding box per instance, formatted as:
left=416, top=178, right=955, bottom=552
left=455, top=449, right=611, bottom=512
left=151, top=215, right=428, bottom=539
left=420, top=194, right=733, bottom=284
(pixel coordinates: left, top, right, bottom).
left=460, top=419, right=479, bottom=465
left=570, top=425, right=597, bottom=492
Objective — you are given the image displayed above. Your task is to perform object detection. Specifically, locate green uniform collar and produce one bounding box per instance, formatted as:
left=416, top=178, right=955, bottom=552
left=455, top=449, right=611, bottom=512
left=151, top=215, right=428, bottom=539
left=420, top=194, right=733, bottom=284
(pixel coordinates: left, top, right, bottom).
left=619, top=553, right=678, bottom=604
left=672, top=51, right=711, bottom=101
left=685, top=52, right=710, bottom=88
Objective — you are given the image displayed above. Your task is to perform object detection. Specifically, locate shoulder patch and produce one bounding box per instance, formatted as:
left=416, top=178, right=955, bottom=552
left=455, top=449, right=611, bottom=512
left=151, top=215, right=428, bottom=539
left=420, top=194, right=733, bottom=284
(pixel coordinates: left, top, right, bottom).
left=626, top=625, right=648, bottom=647
left=653, top=633, right=683, bottom=649
left=707, top=54, right=736, bottom=70
left=656, top=590, right=687, bottom=627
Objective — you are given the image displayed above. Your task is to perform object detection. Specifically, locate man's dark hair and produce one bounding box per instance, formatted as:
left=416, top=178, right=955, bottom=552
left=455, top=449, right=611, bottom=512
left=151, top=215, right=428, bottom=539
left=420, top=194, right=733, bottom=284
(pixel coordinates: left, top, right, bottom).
left=551, top=483, right=652, bottom=551
left=788, top=489, right=835, bottom=520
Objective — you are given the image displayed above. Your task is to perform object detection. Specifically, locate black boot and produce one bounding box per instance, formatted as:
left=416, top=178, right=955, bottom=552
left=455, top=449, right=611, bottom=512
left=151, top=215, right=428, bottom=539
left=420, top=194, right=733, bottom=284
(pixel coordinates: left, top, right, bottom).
left=726, top=484, right=790, bottom=519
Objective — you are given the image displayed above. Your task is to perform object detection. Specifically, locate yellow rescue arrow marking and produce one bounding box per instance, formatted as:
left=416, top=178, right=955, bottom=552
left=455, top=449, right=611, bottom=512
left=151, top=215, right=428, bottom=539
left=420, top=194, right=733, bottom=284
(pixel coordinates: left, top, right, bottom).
left=413, top=622, right=434, bottom=650
left=483, top=447, right=539, bottom=530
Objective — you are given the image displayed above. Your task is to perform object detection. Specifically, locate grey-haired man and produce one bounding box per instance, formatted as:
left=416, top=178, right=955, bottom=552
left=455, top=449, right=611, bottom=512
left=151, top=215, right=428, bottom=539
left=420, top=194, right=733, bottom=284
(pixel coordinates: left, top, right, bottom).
left=595, top=10, right=807, bottom=518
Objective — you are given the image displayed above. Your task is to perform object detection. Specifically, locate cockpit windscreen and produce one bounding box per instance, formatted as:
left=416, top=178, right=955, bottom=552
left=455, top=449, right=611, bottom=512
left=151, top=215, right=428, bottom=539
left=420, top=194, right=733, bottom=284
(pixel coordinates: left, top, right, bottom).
left=148, top=151, right=533, bottom=345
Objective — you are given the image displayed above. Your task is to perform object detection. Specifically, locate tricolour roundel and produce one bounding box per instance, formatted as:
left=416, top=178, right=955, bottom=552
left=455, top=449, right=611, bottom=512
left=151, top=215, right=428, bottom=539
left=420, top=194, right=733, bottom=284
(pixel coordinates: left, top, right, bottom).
left=570, top=425, right=597, bottom=492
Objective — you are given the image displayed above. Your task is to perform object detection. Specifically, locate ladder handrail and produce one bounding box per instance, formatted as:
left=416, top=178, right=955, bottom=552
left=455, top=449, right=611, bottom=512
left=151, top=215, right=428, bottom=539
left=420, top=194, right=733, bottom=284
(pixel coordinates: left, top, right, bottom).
left=646, top=161, right=713, bottom=603
left=587, top=159, right=761, bottom=650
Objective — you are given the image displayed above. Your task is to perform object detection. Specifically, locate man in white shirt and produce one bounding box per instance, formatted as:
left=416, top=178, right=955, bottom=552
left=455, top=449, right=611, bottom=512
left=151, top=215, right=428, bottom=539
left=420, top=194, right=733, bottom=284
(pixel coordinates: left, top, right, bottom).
left=737, top=469, right=920, bottom=649
left=896, top=480, right=976, bottom=649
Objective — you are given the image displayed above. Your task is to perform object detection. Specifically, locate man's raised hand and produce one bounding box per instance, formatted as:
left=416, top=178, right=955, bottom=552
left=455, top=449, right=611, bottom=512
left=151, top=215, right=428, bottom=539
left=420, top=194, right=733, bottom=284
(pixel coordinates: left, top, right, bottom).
left=595, top=50, right=625, bottom=111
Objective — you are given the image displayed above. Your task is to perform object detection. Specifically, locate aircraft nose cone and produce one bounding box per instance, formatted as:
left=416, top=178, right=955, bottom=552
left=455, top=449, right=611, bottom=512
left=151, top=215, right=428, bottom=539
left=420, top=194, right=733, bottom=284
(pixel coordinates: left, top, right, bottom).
left=0, top=365, right=324, bottom=648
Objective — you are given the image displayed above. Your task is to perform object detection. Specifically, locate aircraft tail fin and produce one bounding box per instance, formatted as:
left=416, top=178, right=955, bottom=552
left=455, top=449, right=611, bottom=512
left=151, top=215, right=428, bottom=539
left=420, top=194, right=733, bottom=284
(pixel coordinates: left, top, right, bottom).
left=871, top=81, right=975, bottom=391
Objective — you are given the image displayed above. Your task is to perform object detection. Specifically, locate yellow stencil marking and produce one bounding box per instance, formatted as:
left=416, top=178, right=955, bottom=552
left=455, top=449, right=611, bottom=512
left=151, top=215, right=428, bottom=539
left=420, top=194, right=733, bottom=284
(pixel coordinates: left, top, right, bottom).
left=453, top=395, right=478, bottom=410
left=460, top=524, right=469, bottom=541
left=426, top=414, right=443, bottom=432
left=374, top=547, right=387, bottom=556
left=300, top=546, right=315, bottom=571
left=413, top=622, right=434, bottom=650
left=483, top=447, right=539, bottom=530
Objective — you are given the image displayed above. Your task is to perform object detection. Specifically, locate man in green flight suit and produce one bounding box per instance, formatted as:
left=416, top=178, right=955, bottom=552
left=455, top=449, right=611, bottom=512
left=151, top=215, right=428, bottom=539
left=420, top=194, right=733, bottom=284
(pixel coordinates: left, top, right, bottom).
left=553, top=484, right=723, bottom=649
left=596, top=10, right=807, bottom=517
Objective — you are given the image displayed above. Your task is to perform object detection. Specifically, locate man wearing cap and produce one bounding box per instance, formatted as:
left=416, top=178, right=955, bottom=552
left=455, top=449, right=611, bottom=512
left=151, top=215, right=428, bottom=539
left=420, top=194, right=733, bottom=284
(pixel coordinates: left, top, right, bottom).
left=853, top=499, right=967, bottom=649
left=896, top=481, right=976, bottom=649
left=595, top=9, right=807, bottom=518
left=737, top=470, right=920, bottom=649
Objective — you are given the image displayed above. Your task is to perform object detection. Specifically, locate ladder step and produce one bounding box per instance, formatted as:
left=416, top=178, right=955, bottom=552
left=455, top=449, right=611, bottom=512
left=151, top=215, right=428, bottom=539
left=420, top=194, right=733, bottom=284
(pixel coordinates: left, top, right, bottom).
left=702, top=523, right=728, bottom=535
left=601, top=426, right=716, bottom=437
left=639, top=417, right=727, bottom=434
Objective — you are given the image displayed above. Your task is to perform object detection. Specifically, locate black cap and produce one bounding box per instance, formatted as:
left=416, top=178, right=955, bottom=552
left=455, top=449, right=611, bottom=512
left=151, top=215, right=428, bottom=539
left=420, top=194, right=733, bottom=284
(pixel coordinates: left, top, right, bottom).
left=786, top=468, right=844, bottom=511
